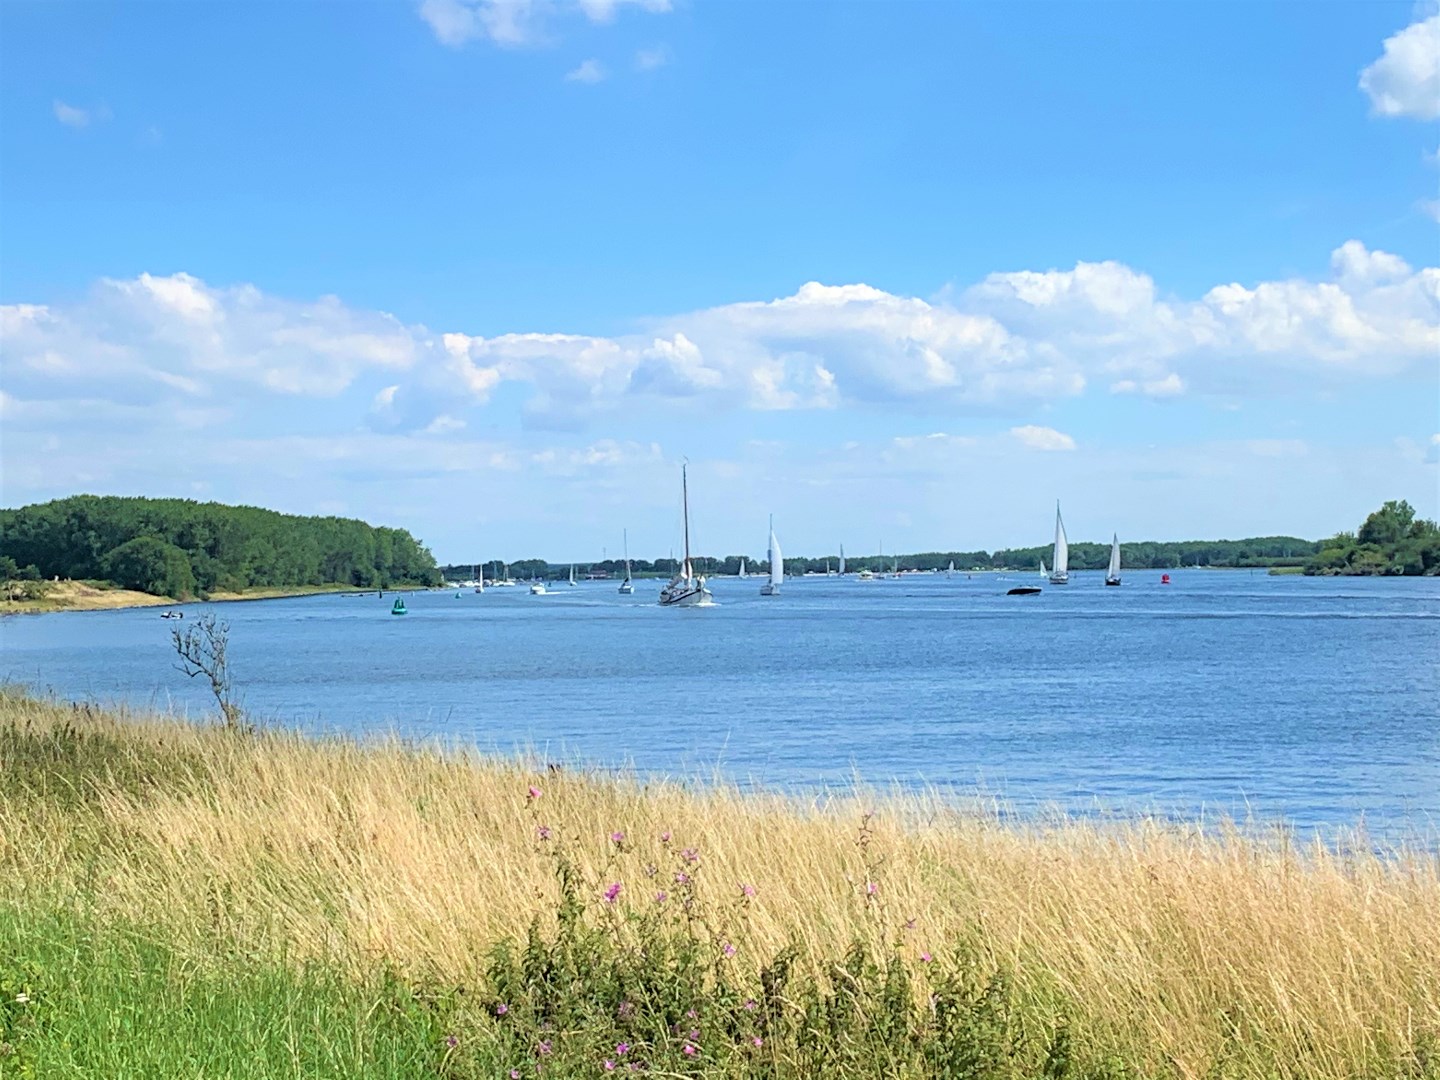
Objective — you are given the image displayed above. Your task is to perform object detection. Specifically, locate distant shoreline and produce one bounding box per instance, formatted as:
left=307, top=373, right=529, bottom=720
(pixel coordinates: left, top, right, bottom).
left=1, top=581, right=429, bottom=617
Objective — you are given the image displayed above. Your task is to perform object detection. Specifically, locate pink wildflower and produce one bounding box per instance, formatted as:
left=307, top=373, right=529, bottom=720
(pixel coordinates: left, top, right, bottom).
left=743, top=999, right=757, bottom=1011
left=445, top=1035, right=458, bottom=1048
left=510, top=1071, right=521, bottom=1079
left=495, top=1003, right=509, bottom=1016
left=611, top=831, right=625, bottom=845
left=721, top=942, right=736, bottom=958
left=683, top=1043, right=697, bottom=1057
left=920, top=951, right=933, bottom=963
left=753, top=1037, right=764, bottom=1047
left=674, top=871, right=689, bottom=885
left=538, top=1040, right=552, bottom=1056
left=740, top=883, right=756, bottom=897
left=615, top=1042, right=630, bottom=1056
left=654, top=890, right=668, bottom=903
left=604, top=1061, right=616, bottom=1072
left=603, top=882, right=622, bottom=903
left=659, top=830, right=671, bottom=843
left=681, top=847, right=699, bottom=864
left=537, top=825, right=553, bottom=841
left=527, top=786, right=541, bottom=800
left=865, top=881, right=878, bottom=896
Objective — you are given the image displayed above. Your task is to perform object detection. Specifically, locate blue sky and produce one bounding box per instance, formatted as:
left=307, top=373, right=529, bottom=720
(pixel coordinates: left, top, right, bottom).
left=2, top=0, right=1437, bottom=563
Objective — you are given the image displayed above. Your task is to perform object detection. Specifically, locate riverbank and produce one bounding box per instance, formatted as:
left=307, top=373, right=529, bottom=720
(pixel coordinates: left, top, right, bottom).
left=1, top=692, right=1435, bottom=1077
left=1, top=580, right=425, bottom=615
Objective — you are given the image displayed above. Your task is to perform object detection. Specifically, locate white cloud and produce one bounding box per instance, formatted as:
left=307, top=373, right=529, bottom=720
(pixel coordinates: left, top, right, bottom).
left=1359, top=12, right=1440, bottom=120
left=565, top=58, right=607, bottom=83
left=52, top=100, right=107, bottom=128
left=1420, top=198, right=1440, bottom=222
left=4, top=242, right=1435, bottom=437
left=1010, top=425, right=1077, bottom=452
left=635, top=45, right=670, bottom=71
left=419, top=0, right=669, bottom=48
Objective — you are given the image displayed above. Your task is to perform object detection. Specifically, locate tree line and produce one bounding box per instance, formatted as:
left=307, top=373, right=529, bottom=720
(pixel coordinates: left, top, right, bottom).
left=440, top=533, right=1325, bottom=581
left=1305, top=500, right=1439, bottom=576
left=1, top=495, right=441, bottom=599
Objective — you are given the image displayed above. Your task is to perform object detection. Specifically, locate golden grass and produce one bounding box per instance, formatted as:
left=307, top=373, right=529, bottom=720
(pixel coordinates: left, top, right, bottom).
left=2, top=691, right=1437, bottom=1078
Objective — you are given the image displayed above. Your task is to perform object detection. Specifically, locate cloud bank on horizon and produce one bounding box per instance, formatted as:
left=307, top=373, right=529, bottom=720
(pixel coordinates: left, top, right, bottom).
left=4, top=241, right=1434, bottom=430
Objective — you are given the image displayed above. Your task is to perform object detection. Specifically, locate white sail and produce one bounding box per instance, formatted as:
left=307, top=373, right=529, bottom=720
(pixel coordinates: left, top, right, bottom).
left=838, top=545, right=846, bottom=575
left=569, top=564, right=576, bottom=586
left=1050, top=503, right=1070, bottom=584
left=619, top=530, right=634, bottom=593
left=761, top=516, right=782, bottom=594
left=1040, top=558, right=1047, bottom=578
left=738, top=557, right=747, bottom=578
left=1106, top=532, right=1121, bottom=584
left=947, top=560, right=954, bottom=578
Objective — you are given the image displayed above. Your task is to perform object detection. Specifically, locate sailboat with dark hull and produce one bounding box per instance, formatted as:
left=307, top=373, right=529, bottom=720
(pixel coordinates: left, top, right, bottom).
left=659, top=465, right=713, bottom=607
left=1105, top=533, right=1122, bottom=586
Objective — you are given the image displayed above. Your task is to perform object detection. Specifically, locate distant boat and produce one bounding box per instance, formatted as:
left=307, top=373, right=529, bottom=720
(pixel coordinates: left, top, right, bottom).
left=390, top=597, right=408, bottom=615
left=1039, top=557, right=1047, bottom=579
left=569, top=564, right=577, bottom=587
left=838, top=545, right=846, bottom=575
left=658, top=464, right=713, bottom=607
left=1049, top=503, right=1070, bottom=585
left=1007, top=586, right=1042, bottom=596
left=1105, top=533, right=1122, bottom=587
left=529, top=579, right=547, bottom=595
left=738, top=557, right=748, bottom=579
left=890, top=557, right=902, bottom=580
left=857, top=567, right=875, bottom=581
left=493, top=562, right=516, bottom=587
left=474, top=563, right=484, bottom=593
left=619, top=529, right=635, bottom=595
left=760, top=516, right=782, bottom=596
left=947, top=560, right=955, bottom=579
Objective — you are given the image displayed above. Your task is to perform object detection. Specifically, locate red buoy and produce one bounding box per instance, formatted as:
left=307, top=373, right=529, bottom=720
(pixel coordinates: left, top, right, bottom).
left=1161, top=573, right=1171, bottom=584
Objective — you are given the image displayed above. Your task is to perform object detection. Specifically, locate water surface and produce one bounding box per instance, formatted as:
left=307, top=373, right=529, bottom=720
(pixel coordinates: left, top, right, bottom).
left=4, top=570, right=1437, bottom=838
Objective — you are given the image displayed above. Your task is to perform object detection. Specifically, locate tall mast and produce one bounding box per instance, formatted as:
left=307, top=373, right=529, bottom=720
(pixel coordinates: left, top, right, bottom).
left=682, top=464, right=692, bottom=578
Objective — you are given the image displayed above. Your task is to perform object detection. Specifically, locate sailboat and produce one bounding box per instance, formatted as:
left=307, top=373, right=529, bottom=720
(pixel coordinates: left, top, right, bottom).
left=619, top=530, right=635, bottom=594
left=1039, top=558, right=1047, bottom=579
left=738, top=557, right=748, bottom=579
left=890, top=557, right=902, bottom=580
left=659, top=464, right=713, bottom=607
left=568, top=564, right=577, bottom=587
left=947, top=560, right=955, bottom=579
left=1105, top=533, right=1122, bottom=586
left=838, top=545, right=846, bottom=575
left=760, top=516, right=782, bottom=596
left=474, top=564, right=484, bottom=593
left=493, top=562, right=515, bottom=586
left=1049, top=502, right=1070, bottom=585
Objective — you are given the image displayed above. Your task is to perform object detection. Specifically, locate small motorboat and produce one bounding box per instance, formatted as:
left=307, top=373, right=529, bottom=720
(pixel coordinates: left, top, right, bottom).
left=530, top=581, right=548, bottom=595
left=1007, top=586, right=1042, bottom=596
left=160, top=610, right=184, bottom=619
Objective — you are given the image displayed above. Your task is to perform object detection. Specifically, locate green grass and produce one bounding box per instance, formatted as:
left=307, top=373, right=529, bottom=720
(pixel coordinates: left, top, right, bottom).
left=0, top=905, right=453, bottom=1080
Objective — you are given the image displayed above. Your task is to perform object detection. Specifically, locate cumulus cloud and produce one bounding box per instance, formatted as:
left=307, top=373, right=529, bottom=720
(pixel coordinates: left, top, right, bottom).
left=565, top=58, right=607, bottom=83
left=419, top=0, right=668, bottom=48
left=1010, top=425, right=1077, bottom=452
left=4, top=242, right=1436, bottom=436
left=1359, top=12, right=1440, bottom=120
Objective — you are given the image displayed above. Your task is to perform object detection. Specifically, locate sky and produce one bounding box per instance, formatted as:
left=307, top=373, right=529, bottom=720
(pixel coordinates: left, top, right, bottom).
left=1, top=0, right=1437, bottom=564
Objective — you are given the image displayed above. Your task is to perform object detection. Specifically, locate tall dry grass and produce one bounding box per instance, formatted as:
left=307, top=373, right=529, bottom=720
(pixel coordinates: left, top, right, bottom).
left=2, top=690, right=1437, bottom=1077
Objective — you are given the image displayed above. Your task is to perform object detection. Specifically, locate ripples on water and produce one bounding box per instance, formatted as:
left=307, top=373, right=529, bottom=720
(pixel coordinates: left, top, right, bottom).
left=4, top=570, right=1437, bottom=840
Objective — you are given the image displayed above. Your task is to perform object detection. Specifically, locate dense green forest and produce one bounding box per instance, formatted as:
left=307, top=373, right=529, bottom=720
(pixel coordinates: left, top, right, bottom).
left=0, top=496, right=441, bottom=598
left=1305, top=500, right=1440, bottom=576
left=439, top=534, right=1323, bottom=581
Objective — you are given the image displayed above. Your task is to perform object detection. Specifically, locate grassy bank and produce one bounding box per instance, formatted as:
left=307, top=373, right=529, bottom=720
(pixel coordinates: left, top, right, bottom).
left=1, top=692, right=1437, bottom=1078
